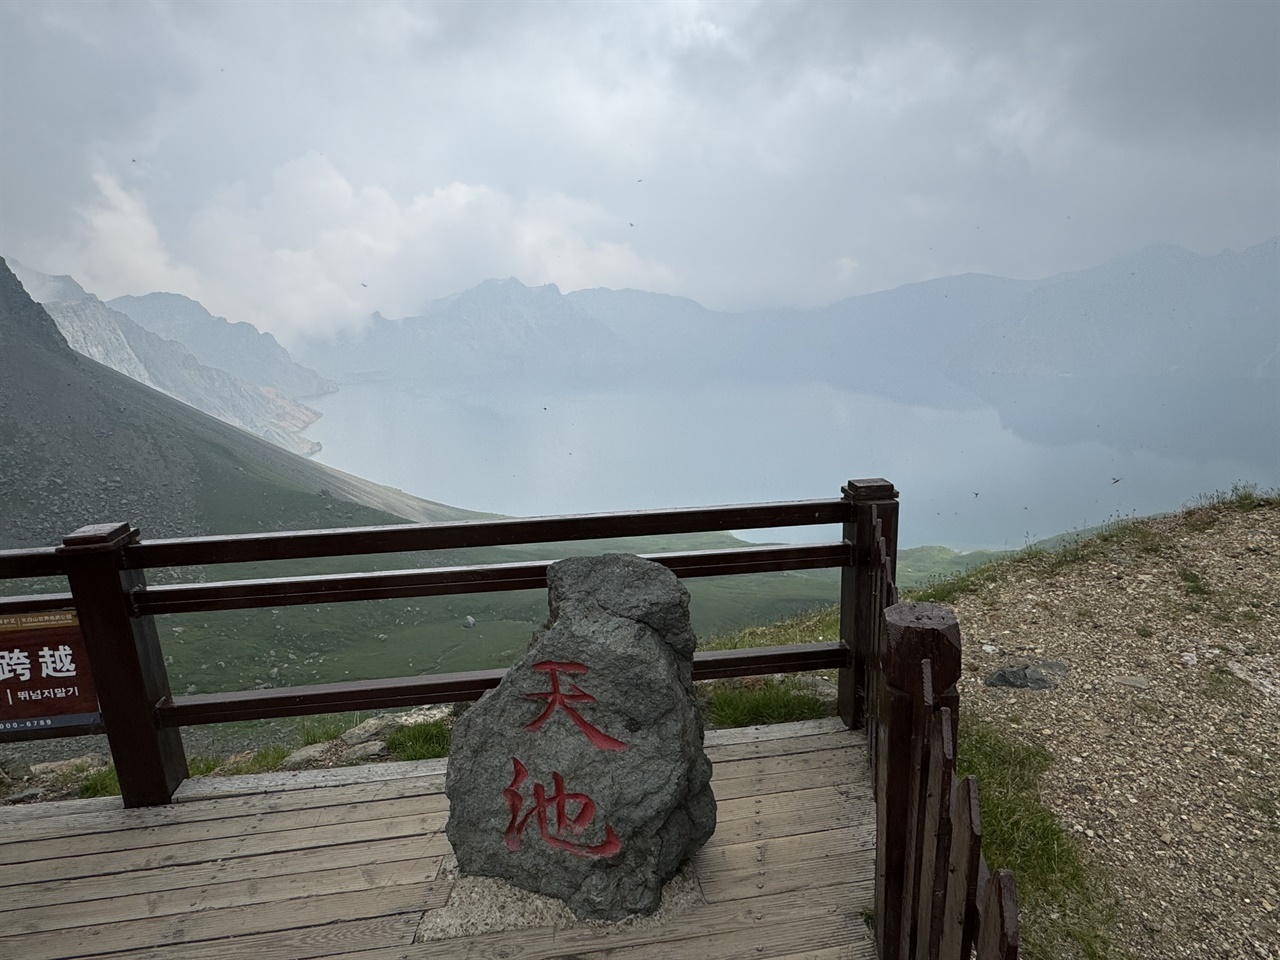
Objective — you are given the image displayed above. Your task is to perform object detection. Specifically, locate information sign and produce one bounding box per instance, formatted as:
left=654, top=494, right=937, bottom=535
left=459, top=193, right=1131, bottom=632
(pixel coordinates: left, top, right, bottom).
left=0, top=610, right=101, bottom=736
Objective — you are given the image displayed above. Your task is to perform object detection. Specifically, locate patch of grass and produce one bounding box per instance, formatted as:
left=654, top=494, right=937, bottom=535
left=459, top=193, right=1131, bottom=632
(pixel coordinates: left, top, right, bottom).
left=957, top=716, right=1120, bottom=960
left=1202, top=666, right=1247, bottom=701
left=700, top=606, right=838, bottom=652
left=299, top=712, right=365, bottom=746
left=188, top=755, right=225, bottom=777
left=1177, top=569, right=1211, bottom=597
left=217, top=746, right=291, bottom=775
left=386, top=720, right=452, bottom=760
left=907, top=552, right=1038, bottom=605
left=78, top=765, right=120, bottom=798
left=703, top=677, right=828, bottom=728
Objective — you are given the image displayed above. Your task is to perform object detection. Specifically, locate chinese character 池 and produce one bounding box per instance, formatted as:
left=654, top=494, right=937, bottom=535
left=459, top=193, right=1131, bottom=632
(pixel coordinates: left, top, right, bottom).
left=0, top=650, right=31, bottom=682
left=524, top=661, right=627, bottom=751
left=503, top=758, right=621, bottom=858
left=38, top=645, right=76, bottom=678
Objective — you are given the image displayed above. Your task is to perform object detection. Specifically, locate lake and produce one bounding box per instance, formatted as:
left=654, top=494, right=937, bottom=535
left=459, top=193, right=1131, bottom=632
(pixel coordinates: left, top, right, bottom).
left=302, top=381, right=1274, bottom=550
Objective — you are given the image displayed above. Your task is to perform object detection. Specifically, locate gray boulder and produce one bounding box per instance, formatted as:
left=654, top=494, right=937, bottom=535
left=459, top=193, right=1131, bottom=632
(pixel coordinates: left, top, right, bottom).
left=985, top=660, right=1070, bottom=690
left=445, top=554, right=716, bottom=920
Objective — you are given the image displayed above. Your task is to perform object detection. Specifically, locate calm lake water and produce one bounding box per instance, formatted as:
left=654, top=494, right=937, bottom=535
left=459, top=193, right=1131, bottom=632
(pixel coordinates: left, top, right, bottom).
left=304, top=381, right=1272, bottom=550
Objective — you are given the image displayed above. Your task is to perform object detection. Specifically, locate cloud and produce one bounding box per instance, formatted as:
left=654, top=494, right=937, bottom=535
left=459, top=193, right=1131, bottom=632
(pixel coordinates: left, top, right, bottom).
left=57, top=153, right=679, bottom=343
left=55, top=173, right=205, bottom=302
left=2, top=0, right=1276, bottom=337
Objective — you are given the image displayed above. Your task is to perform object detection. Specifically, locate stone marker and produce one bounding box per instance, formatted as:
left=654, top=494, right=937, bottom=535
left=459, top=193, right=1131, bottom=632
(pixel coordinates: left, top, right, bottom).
left=445, top=553, right=716, bottom=920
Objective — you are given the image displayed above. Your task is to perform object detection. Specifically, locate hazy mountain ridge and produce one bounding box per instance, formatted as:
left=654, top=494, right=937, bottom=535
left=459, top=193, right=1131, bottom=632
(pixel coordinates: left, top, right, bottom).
left=0, top=258, right=484, bottom=549
left=109, top=292, right=337, bottom=401
left=299, top=240, right=1277, bottom=389
left=8, top=262, right=325, bottom=457
left=295, top=239, right=1277, bottom=469
left=299, top=278, right=629, bottom=384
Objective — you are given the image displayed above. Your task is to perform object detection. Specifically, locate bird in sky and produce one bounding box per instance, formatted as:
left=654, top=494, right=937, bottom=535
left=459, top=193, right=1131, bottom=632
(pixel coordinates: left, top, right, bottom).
left=1111, top=477, right=1123, bottom=484
left=361, top=283, right=367, bottom=288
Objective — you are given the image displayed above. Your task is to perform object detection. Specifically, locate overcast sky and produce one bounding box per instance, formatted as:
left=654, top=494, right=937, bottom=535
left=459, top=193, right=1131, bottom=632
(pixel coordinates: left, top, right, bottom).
left=2, top=0, right=1277, bottom=345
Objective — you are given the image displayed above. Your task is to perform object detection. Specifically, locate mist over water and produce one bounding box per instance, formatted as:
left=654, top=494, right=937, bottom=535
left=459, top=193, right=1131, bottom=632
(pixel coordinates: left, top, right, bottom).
left=304, top=382, right=1271, bottom=551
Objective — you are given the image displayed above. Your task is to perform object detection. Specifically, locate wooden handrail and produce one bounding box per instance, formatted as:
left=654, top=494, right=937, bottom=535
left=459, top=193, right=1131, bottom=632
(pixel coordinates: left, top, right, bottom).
left=132, top=543, right=850, bottom=615
left=157, top=642, right=849, bottom=726
left=124, top=498, right=851, bottom=568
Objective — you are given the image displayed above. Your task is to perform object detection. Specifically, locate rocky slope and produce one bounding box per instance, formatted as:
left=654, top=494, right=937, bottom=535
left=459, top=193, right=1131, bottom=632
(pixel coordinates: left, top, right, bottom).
left=109, top=291, right=336, bottom=400
left=0, top=258, right=484, bottom=549
left=8, top=261, right=326, bottom=457
left=952, top=495, right=1279, bottom=959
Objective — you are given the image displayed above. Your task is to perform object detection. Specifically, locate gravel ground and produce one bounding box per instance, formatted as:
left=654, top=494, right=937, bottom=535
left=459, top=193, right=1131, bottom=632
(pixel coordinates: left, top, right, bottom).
left=951, top=502, right=1279, bottom=960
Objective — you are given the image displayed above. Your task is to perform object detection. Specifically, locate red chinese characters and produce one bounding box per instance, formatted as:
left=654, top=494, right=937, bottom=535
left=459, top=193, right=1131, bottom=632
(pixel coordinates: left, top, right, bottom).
left=503, top=758, right=621, bottom=858
left=523, top=660, right=627, bottom=751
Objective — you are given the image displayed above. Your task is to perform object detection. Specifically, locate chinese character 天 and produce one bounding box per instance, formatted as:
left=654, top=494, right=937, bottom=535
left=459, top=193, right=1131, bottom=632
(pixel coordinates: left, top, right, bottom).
left=523, top=661, right=627, bottom=751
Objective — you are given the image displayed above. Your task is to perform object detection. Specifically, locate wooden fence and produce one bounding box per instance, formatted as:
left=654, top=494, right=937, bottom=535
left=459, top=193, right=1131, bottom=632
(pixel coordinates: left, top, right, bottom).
left=0, top=476, right=1019, bottom=957
left=872, top=600, right=1020, bottom=960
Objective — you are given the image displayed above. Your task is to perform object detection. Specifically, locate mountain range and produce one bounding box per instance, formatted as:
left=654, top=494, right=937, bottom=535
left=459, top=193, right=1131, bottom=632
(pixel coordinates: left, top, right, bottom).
left=0, top=257, right=484, bottom=551
left=8, top=261, right=334, bottom=457
left=294, top=238, right=1279, bottom=466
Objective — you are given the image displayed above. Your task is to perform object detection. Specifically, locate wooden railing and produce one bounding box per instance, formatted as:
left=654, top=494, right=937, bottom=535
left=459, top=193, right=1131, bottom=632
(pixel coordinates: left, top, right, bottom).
left=0, top=479, right=899, bottom=806
left=873, top=601, right=1020, bottom=959
left=2, top=476, right=1020, bottom=957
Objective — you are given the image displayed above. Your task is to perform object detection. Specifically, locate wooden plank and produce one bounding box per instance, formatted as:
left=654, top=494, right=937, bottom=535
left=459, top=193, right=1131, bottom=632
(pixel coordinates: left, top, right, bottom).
left=2, top=835, right=444, bottom=911
left=174, top=759, right=448, bottom=801
left=939, top=777, right=983, bottom=960
left=120, top=913, right=420, bottom=960
left=5, top=811, right=447, bottom=887
left=711, top=747, right=859, bottom=785
left=1, top=793, right=449, bottom=864
left=0, top=883, right=433, bottom=960
left=402, top=880, right=869, bottom=960
left=4, top=772, right=447, bottom=844
left=705, top=730, right=860, bottom=764
left=975, top=868, right=1019, bottom=960
left=0, top=795, right=122, bottom=825
left=875, top=676, right=914, bottom=960
left=697, top=825, right=873, bottom=879
left=899, top=665, right=935, bottom=960
left=696, top=826, right=874, bottom=904
left=914, top=707, right=955, bottom=960
left=4, top=857, right=445, bottom=935
left=716, top=783, right=873, bottom=829
left=703, top=717, right=845, bottom=745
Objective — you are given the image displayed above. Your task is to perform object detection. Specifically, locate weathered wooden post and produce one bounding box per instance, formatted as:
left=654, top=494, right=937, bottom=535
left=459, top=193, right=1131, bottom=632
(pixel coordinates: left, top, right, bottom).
left=875, top=601, right=962, bottom=960
left=57, top=523, right=187, bottom=806
left=838, top=478, right=899, bottom=731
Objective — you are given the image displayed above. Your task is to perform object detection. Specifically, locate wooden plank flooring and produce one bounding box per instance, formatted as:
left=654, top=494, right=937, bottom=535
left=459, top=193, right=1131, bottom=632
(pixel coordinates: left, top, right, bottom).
left=0, top=718, right=877, bottom=960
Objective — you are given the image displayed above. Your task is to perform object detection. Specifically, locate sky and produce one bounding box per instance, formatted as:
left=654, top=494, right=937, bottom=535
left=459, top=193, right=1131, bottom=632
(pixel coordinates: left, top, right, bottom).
left=2, top=0, right=1277, bottom=347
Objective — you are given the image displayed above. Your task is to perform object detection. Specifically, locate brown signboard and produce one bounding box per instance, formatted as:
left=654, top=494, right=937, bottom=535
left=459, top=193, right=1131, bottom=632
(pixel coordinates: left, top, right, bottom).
left=0, top=610, right=101, bottom=738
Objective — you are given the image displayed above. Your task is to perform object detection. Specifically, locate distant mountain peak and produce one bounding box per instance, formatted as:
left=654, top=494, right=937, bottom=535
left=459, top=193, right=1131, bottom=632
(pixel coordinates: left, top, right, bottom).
left=6, top=257, right=91, bottom=304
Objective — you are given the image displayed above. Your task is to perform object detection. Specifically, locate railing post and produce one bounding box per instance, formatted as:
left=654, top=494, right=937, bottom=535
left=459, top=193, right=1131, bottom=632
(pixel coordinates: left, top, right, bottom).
left=876, top=601, right=963, bottom=960
left=838, top=478, right=899, bottom=730
left=58, top=523, right=187, bottom=806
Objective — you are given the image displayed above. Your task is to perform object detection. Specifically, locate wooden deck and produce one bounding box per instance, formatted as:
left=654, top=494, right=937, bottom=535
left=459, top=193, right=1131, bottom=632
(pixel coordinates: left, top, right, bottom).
left=0, top=718, right=876, bottom=960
